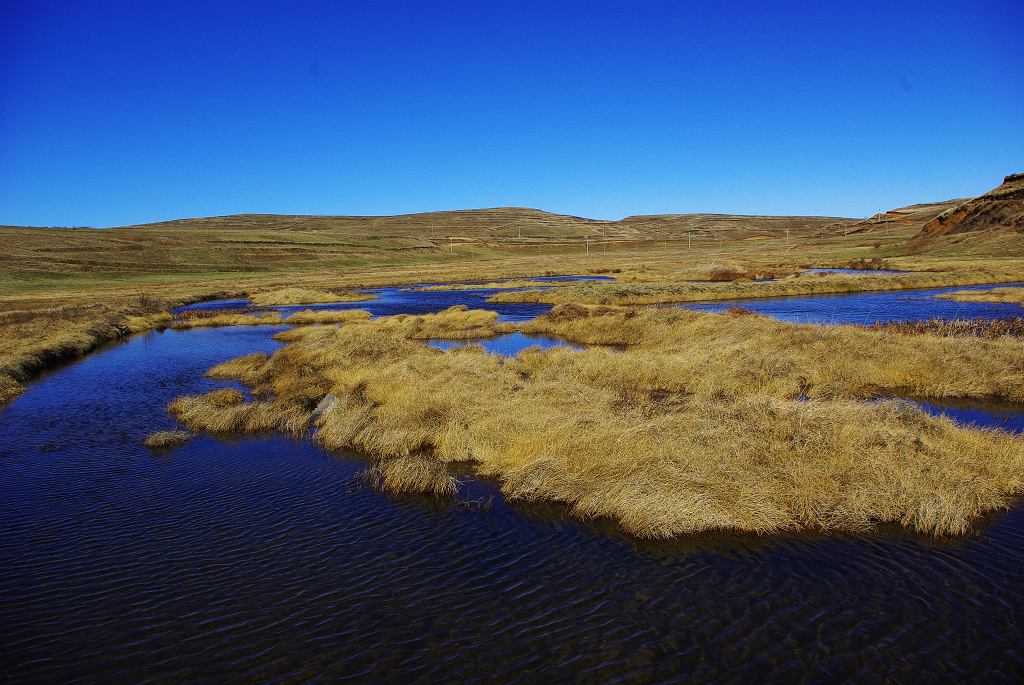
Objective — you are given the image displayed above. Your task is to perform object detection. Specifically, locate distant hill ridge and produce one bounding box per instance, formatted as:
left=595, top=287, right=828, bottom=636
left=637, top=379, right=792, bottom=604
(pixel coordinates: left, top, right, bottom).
left=106, top=206, right=855, bottom=241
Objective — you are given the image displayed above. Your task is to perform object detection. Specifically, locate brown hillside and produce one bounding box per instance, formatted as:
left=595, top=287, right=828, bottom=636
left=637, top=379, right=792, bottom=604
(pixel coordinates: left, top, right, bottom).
left=913, top=173, right=1024, bottom=245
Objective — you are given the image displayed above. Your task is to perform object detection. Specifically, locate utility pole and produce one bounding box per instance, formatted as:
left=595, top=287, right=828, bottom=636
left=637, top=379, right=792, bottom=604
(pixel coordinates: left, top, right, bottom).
left=585, top=235, right=590, bottom=256
left=518, top=223, right=522, bottom=239
left=785, top=228, right=790, bottom=246
left=688, top=232, right=692, bottom=251
left=449, top=236, right=453, bottom=254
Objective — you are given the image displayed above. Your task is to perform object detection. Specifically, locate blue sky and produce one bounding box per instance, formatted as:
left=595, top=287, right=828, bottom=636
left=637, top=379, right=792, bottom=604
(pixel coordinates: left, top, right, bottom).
left=1, top=1, right=1021, bottom=227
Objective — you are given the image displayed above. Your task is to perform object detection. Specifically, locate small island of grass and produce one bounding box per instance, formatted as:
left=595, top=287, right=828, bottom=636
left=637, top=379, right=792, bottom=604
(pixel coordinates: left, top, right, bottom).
left=249, top=287, right=374, bottom=306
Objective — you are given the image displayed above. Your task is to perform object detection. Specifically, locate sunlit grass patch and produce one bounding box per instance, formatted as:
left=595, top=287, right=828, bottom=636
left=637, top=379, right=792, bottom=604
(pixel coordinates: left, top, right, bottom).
left=144, top=430, right=193, bottom=449
left=488, top=270, right=1024, bottom=306
left=171, top=310, right=283, bottom=328
left=937, top=287, right=1024, bottom=304
left=283, top=309, right=372, bottom=325
left=866, top=317, right=1024, bottom=338
left=249, top=287, right=373, bottom=306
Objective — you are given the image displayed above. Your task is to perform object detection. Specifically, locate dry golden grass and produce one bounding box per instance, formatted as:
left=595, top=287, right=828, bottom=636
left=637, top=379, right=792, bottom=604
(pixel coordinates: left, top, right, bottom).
left=206, top=354, right=273, bottom=386
left=144, top=430, right=193, bottom=449
left=866, top=317, right=1024, bottom=338
left=171, top=311, right=283, bottom=329
left=489, top=269, right=1024, bottom=306
left=368, top=305, right=502, bottom=340
left=248, top=287, right=373, bottom=306
left=168, top=305, right=1024, bottom=538
left=359, top=453, right=459, bottom=497
left=937, top=287, right=1024, bottom=304
left=168, top=386, right=313, bottom=437
left=283, top=309, right=373, bottom=325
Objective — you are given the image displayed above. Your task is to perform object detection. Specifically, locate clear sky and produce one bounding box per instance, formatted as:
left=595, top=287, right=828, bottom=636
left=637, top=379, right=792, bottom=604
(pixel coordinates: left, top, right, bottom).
left=1, top=1, right=1021, bottom=227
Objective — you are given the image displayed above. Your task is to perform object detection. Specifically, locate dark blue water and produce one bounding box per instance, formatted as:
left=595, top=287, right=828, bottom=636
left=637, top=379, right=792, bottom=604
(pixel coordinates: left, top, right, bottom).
left=4, top=282, right=1024, bottom=682
left=684, top=281, right=1024, bottom=325
left=428, top=332, right=582, bottom=355
left=913, top=397, right=1024, bottom=435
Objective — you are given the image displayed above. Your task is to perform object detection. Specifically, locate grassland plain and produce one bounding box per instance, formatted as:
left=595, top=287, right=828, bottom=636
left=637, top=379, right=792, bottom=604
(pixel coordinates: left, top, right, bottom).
left=164, top=305, right=1024, bottom=538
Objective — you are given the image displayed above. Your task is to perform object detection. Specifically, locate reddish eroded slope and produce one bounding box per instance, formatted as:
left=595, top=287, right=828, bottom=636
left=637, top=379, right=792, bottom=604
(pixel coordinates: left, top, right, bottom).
left=913, top=173, right=1024, bottom=244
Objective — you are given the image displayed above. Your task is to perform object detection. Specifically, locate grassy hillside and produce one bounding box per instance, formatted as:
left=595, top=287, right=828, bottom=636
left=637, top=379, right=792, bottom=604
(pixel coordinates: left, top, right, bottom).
left=0, top=206, right=864, bottom=309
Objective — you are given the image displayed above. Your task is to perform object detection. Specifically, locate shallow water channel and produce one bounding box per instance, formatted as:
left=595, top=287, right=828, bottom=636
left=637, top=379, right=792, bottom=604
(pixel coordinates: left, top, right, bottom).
left=684, top=281, right=1024, bottom=325
left=3, top=278, right=1024, bottom=682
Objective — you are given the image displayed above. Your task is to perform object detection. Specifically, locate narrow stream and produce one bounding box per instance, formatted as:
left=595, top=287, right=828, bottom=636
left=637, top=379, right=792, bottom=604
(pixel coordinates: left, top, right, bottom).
left=3, top=277, right=1024, bottom=682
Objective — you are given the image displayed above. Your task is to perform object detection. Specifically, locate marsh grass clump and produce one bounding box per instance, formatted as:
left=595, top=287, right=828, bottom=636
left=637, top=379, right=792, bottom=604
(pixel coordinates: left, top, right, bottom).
left=867, top=317, right=1024, bottom=339
left=249, top=287, right=372, bottom=306
left=937, top=287, right=1024, bottom=304
left=375, top=305, right=502, bottom=340
left=708, top=268, right=758, bottom=282
left=167, top=304, right=1024, bottom=539
left=846, top=257, right=893, bottom=270
left=172, top=310, right=283, bottom=329
left=488, top=270, right=1024, bottom=306
left=206, top=353, right=273, bottom=386
left=169, top=386, right=311, bottom=436
left=144, top=430, right=193, bottom=449
left=359, top=453, right=458, bottom=497
left=284, top=309, right=372, bottom=325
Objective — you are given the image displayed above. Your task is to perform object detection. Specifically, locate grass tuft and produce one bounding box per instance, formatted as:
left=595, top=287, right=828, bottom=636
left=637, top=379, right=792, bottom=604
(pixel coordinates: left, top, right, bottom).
left=171, top=310, right=282, bottom=328
left=249, top=287, right=373, bottom=306
left=284, top=309, right=372, bottom=325
left=937, top=287, right=1024, bottom=304
left=144, top=430, right=193, bottom=449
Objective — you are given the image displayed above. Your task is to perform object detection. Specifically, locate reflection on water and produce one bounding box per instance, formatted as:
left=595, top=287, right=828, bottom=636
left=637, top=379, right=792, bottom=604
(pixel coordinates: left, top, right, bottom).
left=4, top=278, right=1024, bottom=681
left=428, top=332, right=582, bottom=355
left=684, top=281, right=1024, bottom=325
